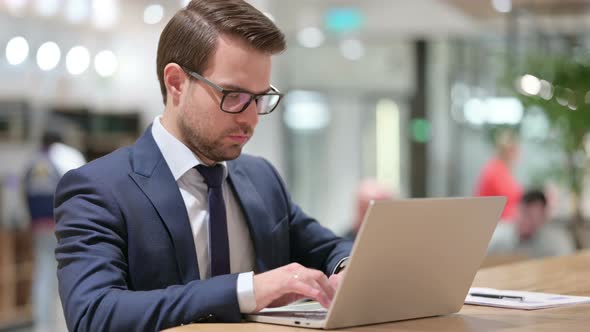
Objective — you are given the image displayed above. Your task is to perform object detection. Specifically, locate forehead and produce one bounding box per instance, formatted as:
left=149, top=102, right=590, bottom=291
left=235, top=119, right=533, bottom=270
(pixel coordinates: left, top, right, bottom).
left=202, top=34, right=272, bottom=91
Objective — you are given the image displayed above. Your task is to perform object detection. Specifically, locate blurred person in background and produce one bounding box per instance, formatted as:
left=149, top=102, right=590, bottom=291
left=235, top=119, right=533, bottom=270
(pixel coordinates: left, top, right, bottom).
left=345, top=179, right=394, bottom=240
left=475, top=129, right=522, bottom=222
left=487, top=189, right=575, bottom=258
left=23, top=131, right=85, bottom=332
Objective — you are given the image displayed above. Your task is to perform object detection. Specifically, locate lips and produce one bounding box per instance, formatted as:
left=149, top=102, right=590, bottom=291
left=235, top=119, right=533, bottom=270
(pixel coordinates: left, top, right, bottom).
left=227, top=135, right=250, bottom=144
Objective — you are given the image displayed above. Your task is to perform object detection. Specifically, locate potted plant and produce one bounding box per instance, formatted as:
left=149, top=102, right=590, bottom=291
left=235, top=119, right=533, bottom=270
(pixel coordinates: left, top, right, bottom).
left=512, top=55, right=590, bottom=248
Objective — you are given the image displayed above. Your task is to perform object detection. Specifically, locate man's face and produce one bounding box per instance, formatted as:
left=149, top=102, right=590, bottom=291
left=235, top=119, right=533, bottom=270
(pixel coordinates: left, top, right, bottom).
left=178, top=35, right=271, bottom=164
left=518, top=202, right=547, bottom=239
left=507, top=143, right=520, bottom=164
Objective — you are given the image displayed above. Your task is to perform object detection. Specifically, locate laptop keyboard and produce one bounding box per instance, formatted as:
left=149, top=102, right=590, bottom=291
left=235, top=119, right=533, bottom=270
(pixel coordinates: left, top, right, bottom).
left=256, top=311, right=327, bottom=320
left=254, top=301, right=328, bottom=320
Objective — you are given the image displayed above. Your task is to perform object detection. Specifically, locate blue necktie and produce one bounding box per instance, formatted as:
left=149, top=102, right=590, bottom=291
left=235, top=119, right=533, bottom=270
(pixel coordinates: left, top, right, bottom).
left=196, top=164, right=230, bottom=277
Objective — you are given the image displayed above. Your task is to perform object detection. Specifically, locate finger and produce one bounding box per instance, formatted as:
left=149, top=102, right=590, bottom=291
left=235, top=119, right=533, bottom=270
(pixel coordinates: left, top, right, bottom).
left=287, top=279, right=331, bottom=308
left=311, top=271, right=336, bottom=299
left=295, top=268, right=335, bottom=300
left=307, top=278, right=333, bottom=306
left=269, top=293, right=306, bottom=308
left=328, top=273, right=341, bottom=291
left=330, top=270, right=345, bottom=282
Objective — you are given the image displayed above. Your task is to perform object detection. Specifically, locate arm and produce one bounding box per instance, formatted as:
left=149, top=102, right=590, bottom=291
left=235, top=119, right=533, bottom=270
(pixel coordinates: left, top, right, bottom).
left=55, top=170, right=241, bottom=332
left=261, top=158, right=353, bottom=276
left=288, top=204, right=352, bottom=275
left=245, top=159, right=352, bottom=310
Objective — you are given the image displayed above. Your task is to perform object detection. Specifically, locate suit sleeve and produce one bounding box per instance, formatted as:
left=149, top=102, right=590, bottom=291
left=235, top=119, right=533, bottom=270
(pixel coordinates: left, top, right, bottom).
left=260, top=158, right=353, bottom=276
left=54, top=169, right=241, bottom=332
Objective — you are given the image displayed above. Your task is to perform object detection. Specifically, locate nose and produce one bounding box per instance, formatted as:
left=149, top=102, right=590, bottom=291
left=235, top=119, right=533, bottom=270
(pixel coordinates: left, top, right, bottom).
left=234, top=100, right=259, bottom=127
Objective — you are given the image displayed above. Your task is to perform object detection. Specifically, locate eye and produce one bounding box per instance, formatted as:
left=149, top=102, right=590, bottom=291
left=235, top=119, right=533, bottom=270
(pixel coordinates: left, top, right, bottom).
left=225, top=92, right=242, bottom=101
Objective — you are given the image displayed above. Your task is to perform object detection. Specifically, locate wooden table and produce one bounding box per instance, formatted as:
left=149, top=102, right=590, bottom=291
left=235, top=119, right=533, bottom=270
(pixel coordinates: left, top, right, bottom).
left=164, top=251, right=590, bottom=331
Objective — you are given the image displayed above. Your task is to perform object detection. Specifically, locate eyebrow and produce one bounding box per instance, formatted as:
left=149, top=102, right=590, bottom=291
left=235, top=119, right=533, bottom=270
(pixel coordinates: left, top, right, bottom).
left=218, top=83, right=272, bottom=95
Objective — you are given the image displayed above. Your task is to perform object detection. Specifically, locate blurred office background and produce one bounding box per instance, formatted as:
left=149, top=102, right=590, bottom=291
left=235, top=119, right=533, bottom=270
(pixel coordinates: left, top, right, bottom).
left=3, top=0, right=590, bottom=330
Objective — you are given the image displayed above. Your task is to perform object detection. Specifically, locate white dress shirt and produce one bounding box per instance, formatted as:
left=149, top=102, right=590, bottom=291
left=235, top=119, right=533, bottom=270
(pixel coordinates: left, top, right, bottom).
left=151, top=116, right=257, bottom=313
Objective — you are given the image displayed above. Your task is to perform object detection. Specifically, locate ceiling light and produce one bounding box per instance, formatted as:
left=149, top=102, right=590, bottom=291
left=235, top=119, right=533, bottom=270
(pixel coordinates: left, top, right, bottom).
left=36, top=41, right=61, bottom=71
left=94, top=50, right=118, bottom=77
left=143, top=4, right=164, bottom=25
left=92, top=0, right=119, bottom=29
left=492, top=0, right=512, bottom=13
left=339, top=38, right=364, bottom=61
left=34, top=0, right=60, bottom=17
left=284, top=91, right=330, bottom=131
left=297, top=27, right=325, bottom=48
left=539, top=80, right=553, bottom=100
left=64, top=0, right=90, bottom=24
left=4, top=0, right=28, bottom=15
left=5, top=36, right=29, bottom=65
left=519, top=74, right=541, bottom=96
left=66, top=46, right=91, bottom=75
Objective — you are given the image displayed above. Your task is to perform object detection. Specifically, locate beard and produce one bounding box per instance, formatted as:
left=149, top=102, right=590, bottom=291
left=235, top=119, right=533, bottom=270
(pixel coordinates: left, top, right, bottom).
left=177, top=113, right=252, bottom=163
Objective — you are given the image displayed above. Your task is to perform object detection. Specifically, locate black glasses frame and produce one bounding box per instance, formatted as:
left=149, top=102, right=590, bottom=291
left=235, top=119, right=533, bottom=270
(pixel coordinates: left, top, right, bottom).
left=180, top=65, right=283, bottom=115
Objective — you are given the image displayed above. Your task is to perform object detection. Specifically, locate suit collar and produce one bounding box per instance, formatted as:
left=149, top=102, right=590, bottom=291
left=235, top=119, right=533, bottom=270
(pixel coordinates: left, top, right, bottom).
left=129, top=126, right=200, bottom=283
left=227, top=159, right=274, bottom=272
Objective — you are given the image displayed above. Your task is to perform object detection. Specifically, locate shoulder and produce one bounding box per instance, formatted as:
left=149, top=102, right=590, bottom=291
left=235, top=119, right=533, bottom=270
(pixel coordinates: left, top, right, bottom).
left=61, top=146, right=132, bottom=186
left=480, top=159, right=503, bottom=177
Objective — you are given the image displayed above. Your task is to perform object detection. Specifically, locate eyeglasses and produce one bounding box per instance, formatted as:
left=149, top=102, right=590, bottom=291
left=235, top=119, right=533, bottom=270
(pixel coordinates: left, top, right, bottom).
left=181, top=66, right=283, bottom=115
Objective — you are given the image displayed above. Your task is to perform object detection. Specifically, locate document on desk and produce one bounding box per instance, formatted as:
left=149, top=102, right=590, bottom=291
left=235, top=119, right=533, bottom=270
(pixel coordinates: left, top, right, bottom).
left=466, top=287, right=590, bottom=310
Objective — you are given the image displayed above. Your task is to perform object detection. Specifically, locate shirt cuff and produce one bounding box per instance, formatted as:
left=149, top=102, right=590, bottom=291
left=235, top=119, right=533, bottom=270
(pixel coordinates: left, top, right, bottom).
left=237, top=271, right=257, bottom=313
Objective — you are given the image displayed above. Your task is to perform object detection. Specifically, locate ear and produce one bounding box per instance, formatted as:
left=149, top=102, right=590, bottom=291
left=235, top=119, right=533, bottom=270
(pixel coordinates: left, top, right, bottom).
left=164, top=63, right=188, bottom=106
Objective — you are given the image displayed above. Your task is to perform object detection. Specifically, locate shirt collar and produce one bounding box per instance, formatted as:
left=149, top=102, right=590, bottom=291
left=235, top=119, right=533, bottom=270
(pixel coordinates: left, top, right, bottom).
left=151, top=115, right=227, bottom=181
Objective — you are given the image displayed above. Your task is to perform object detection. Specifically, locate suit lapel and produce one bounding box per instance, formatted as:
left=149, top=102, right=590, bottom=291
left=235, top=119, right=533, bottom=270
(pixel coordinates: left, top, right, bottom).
left=227, top=161, right=274, bottom=273
left=128, top=127, right=199, bottom=283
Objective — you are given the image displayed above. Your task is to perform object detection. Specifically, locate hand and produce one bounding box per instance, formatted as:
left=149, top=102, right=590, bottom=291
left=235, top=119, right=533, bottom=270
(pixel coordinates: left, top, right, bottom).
left=253, top=263, right=336, bottom=312
left=328, top=270, right=345, bottom=292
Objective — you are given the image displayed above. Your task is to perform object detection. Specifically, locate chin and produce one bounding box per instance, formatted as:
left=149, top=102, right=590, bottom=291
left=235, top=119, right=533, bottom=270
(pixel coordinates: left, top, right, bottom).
left=219, top=147, right=243, bottom=161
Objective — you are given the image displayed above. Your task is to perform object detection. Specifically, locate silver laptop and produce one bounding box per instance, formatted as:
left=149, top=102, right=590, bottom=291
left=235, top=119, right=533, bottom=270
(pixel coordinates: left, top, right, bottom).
left=246, top=196, right=506, bottom=329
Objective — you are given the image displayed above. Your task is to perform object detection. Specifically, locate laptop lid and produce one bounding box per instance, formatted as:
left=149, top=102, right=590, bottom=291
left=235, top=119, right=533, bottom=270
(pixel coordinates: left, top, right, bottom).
left=246, top=196, right=505, bottom=329
left=323, top=196, right=505, bottom=329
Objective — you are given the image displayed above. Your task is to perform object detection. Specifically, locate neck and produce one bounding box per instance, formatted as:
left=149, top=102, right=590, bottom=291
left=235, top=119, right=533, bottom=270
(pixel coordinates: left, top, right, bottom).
left=160, top=111, right=180, bottom=140
left=498, top=154, right=512, bottom=165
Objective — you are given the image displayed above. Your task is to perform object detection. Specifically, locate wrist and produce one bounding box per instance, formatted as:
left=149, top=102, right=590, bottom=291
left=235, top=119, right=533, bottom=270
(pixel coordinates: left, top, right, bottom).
left=253, top=272, right=270, bottom=311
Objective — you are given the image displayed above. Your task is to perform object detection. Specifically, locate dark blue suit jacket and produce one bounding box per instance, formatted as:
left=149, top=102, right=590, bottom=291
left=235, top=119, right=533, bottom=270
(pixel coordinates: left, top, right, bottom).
left=54, top=127, right=352, bottom=332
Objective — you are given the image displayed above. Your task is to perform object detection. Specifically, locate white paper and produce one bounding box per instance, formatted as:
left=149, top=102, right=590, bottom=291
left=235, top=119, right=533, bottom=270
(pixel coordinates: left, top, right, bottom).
left=466, top=287, right=590, bottom=310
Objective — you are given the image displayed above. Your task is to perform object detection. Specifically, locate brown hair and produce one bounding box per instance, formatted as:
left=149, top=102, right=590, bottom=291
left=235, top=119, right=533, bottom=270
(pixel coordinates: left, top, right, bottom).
left=156, top=0, right=286, bottom=104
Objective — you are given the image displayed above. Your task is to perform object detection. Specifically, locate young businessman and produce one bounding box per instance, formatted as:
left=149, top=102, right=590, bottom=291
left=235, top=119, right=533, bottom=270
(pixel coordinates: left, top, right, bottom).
left=54, top=1, right=352, bottom=331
